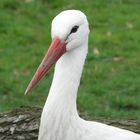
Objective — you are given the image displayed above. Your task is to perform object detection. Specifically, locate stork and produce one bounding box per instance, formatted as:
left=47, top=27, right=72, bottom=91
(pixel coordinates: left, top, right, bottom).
left=25, top=10, right=140, bottom=140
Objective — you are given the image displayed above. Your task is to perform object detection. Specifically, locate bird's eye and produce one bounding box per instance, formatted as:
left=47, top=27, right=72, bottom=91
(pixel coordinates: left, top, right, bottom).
left=70, top=25, right=79, bottom=34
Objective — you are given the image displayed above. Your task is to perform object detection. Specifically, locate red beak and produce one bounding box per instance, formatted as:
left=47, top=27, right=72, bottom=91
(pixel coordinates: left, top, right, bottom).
left=25, top=37, right=66, bottom=95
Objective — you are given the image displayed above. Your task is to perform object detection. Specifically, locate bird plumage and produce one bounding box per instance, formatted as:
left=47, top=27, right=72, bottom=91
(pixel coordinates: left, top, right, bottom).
left=26, top=10, right=140, bottom=140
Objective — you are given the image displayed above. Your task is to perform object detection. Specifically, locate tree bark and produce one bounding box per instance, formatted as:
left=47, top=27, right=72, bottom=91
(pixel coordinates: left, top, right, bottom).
left=0, top=106, right=140, bottom=140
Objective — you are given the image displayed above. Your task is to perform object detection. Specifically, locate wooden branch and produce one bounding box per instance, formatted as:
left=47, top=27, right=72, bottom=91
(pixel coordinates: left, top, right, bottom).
left=0, top=106, right=140, bottom=140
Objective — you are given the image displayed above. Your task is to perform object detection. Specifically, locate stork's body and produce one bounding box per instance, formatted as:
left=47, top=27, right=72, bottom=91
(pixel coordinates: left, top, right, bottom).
left=25, top=10, right=140, bottom=140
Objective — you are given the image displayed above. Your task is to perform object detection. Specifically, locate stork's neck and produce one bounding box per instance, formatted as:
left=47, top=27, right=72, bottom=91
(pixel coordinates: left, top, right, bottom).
left=38, top=42, right=88, bottom=140
left=46, top=43, right=87, bottom=111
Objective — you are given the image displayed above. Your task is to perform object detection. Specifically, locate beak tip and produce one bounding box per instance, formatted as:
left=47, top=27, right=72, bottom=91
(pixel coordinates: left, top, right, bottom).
left=24, top=88, right=29, bottom=96
left=24, top=81, right=33, bottom=95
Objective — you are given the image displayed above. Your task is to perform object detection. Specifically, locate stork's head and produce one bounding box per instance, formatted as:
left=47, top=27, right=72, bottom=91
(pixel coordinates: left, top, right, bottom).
left=25, top=10, right=89, bottom=95
left=51, top=10, right=89, bottom=51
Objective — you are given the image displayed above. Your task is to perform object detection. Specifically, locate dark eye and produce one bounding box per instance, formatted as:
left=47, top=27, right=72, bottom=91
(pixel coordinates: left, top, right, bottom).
left=70, top=25, right=79, bottom=34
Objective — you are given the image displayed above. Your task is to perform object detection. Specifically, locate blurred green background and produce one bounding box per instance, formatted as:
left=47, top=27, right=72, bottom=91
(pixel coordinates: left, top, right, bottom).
left=0, top=0, right=140, bottom=120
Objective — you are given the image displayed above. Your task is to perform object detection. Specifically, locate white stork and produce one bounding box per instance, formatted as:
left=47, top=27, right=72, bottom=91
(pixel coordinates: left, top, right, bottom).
left=25, top=10, right=140, bottom=140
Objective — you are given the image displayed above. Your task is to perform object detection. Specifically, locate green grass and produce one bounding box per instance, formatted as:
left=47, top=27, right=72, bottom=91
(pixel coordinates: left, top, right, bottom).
left=0, top=0, right=140, bottom=120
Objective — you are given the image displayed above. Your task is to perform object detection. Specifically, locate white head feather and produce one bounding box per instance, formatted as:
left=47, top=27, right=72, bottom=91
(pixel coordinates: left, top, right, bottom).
left=51, top=10, right=90, bottom=51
